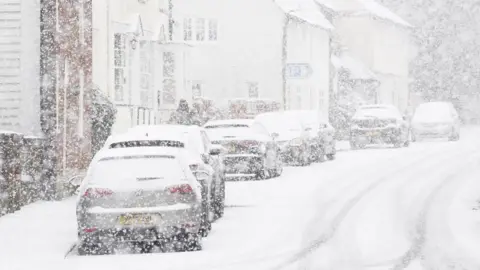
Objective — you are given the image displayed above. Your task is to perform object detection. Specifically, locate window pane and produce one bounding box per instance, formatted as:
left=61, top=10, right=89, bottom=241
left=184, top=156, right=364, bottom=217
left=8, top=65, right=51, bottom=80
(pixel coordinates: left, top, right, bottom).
left=196, top=18, right=205, bottom=41
left=114, top=34, right=124, bottom=49
left=114, top=50, right=125, bottom=67
left=184, top=18, right=192, bottom=41
left=163, top=52, right=175, bottom=78
left=115, top=85, right=123, bottom=101
left=208, top=20, right=217, bottom=41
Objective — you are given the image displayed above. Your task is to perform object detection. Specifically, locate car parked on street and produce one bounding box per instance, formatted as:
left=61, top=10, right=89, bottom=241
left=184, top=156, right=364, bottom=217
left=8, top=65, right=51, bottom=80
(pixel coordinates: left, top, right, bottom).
left=204, top=119, right=283, bottom=180
left=106, top=125, right=226, bottom=221
left=76, top=147, right=206, bottom=255
left=410, top=101, right=460, bottom=141
left=349, top=104, right=410, bottom=149
left=283, top=110, right=337, bottom=162
left=253, top=112, right=312, bottom=166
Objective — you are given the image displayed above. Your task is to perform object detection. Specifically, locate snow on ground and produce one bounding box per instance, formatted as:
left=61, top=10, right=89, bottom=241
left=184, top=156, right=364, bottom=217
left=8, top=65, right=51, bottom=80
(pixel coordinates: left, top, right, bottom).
left=2, top=127, right=480, bottom=270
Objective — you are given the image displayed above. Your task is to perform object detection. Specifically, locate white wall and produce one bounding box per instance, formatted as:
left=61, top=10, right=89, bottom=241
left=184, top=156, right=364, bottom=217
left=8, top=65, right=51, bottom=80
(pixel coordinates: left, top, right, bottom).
left=286, top=21, right=331, bottom=117
left=0, top=0, right=41, bottom=136
left=92, top=0, right=170, bottom=134
left=333, top=15, right=410, bottom=111
left=173, top=0, right=284, bottom=107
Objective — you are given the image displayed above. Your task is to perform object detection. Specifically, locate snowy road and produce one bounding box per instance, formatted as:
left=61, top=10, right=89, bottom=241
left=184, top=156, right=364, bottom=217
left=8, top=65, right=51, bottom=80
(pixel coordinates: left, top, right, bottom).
left=2, top=127, right=480, bottom=270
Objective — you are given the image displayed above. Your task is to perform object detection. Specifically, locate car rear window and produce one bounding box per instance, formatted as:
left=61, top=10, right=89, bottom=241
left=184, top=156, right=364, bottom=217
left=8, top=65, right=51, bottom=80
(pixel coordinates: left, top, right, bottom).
left=205, top=124, right=249, bottom=129
left=109, top=140, right=185, bottom=149
left=90, top=155, right=185, bottom=185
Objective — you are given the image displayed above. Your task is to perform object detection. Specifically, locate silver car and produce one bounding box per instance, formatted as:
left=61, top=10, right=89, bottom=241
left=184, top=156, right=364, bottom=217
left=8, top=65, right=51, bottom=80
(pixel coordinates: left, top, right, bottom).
left=76, top=147, right=206, bottom=255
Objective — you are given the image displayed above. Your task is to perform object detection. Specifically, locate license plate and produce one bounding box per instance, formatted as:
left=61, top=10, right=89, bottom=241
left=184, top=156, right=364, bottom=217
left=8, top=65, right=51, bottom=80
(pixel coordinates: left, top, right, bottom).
left=118, top=214, right=154, bottom=226
left=367, top=131, right=379, bottom=136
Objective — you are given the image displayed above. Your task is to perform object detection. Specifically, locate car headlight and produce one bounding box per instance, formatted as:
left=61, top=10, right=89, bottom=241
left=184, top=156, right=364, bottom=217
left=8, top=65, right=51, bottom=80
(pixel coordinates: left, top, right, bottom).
left=289, top=138, right=303, bottom=146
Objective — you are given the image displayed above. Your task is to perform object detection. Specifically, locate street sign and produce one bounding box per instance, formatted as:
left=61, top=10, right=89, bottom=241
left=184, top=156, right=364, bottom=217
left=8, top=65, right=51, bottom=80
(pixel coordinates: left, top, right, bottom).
left=286, top=63, right=312, bottom=79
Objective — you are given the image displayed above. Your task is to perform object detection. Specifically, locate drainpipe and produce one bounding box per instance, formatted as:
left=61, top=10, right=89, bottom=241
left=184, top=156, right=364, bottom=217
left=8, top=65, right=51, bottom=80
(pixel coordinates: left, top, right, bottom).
left=281, top=15, right=289, bottom=110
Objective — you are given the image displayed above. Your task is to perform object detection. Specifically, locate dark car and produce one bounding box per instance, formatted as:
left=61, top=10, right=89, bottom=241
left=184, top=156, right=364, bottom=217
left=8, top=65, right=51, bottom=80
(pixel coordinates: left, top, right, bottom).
left=349, top=104, right=410, bottom=149
left=204, top=119, right=283, bottom=180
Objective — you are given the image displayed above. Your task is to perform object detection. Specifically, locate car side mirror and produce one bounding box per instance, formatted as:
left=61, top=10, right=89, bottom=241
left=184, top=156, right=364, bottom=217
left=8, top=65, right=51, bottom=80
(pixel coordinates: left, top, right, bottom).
left=67, top=175, right=84, bottom=195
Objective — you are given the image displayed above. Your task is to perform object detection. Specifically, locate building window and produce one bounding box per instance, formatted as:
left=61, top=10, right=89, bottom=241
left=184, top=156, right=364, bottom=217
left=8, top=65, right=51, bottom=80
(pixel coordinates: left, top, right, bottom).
left=184, top=18, right=192, bottom=41
left=208, top=19, right=218, bottom=41
left=192, top=81, right=202, bottom=98
left=114, top=33, right=127, bottom=102
left=319, top=89, right=325, bottom=109
left=162, top=52, right=176, bottom=105
left=195, top=18, right=205, bottom=41
left=140, top=40, right=152, bottom=108
left=247, top=81, right=259, bottom=98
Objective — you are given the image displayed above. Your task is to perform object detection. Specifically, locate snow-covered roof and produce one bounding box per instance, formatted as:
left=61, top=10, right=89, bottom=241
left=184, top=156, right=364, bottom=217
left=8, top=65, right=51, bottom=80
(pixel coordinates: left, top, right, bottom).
left=275, top=0, right=334, bottom=30
left=331, top=53, right=377, bottom=80
left=315, top=0, right=412, bottom=28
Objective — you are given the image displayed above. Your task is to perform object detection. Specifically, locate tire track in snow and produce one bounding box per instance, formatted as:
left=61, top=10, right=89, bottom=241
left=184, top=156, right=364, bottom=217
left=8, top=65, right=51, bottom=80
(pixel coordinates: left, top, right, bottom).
left=390, top=155, right=480, bottom=270
left=270, top=142, right=474, bottom=270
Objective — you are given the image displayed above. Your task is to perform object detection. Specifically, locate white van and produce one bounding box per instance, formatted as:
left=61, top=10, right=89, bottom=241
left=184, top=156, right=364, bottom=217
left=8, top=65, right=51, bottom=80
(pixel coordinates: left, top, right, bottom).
left=411, top=101, right=460, bottom=141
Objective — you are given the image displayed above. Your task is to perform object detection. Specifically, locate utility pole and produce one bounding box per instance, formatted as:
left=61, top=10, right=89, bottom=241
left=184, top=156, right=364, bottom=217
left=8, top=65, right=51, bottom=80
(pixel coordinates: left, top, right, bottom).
left=40, top=0, right=58, bottom=200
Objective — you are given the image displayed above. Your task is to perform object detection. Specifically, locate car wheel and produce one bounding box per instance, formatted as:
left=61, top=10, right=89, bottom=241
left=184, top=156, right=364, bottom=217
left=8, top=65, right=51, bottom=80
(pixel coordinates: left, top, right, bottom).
left=404, top=132, right=411, bottom=147
left=213, top=180, right=225, bottom=220
left=255, top=157, right=270, bottom=180
left=448, top=129, right=457, bottom=141
left=326, top=153, right=335, bottom=160
left=274, top=161, right=283, bottom=177
left=300, top=147, right=311, bottom=166
left=175, top=232, right=202, bottom=252
left=199, top=192, right=212, bottom=237
left=349, top=140, right=358, bottom=150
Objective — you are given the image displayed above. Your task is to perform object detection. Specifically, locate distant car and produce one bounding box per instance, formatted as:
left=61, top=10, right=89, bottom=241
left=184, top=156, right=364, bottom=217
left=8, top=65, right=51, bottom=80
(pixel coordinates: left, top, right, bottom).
left=107, top=125, right=226, bottom=221
left=76, top=147, right=206, bottom=255
left=411, top=101, right=460, bottom=141
left=204, top=119, right=283, bottom=180
left=350, top=104, right=410, bottom=149
left=253, top=112, right=312, bottom=166
left=283, top=110, right=337, bottom=162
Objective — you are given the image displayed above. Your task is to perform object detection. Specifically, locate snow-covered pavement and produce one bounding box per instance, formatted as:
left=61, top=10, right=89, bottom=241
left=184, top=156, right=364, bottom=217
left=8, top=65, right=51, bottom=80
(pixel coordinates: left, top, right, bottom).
left=2, top=127, right=480, bottom=270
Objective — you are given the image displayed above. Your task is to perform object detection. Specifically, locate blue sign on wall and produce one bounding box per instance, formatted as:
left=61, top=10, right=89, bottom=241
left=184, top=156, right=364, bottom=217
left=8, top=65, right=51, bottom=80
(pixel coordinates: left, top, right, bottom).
left=286, top=63, right=312, bottom=79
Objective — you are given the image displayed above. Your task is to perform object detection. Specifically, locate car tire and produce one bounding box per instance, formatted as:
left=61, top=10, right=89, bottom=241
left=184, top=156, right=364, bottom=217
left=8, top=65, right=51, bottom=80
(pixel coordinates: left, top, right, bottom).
left=199, top=188, right=212, bottom=237
left=176, top=232, right=202, bottom=252
left=300, top=147, right=311, bottom=166
left=255, top=157, right=270, bottom=180
left=349, top=141, right=358, bottom=150
left=274, top=162, right=283, bottom=177
left=213, top=180, right=225, bottom=220
left=326, top=153, right=335, bottom=160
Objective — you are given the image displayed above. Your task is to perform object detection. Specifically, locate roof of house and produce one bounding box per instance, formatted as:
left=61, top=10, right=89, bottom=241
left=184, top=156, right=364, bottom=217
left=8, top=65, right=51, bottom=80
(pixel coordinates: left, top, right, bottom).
left=315, top=0, right=412, bottom=28
left=275, top=0, right=334, bottom=30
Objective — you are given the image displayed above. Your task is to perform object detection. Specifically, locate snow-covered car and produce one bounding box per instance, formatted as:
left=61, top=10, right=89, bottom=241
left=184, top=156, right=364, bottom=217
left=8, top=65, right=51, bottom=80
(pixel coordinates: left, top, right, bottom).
left=106, top=125, right=225, bottom=220
left=253, top=112, right=312, bottom=166
left=350, top=104, right=410, bottom=149
left=283, top=110, right=337, bottom=162
left=204, top=119, right=283, bottom=179
left=411, top=101, right=460, bottom=141
left=76, top=147, right=206, bottom=254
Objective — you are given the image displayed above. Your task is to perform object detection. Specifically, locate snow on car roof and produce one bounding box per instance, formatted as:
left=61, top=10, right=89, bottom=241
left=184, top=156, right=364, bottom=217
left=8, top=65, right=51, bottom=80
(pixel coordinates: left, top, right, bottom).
left=94, top=146, right=185, bottom=161
left=204, top=119, right=253, bottom=127
left=108, top=129, right=187, bottom=146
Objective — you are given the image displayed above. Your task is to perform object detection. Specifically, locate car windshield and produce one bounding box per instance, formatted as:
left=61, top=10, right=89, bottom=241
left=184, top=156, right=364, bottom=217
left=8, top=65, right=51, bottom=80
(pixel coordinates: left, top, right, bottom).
left=90, top=155, right=184, bottom=185
left=413, top=103, right=452, bottom=122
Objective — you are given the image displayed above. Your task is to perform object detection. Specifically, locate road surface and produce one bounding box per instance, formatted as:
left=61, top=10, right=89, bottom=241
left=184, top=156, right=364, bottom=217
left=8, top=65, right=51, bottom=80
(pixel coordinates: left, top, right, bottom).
left=1, top=127, right=480, bottom=270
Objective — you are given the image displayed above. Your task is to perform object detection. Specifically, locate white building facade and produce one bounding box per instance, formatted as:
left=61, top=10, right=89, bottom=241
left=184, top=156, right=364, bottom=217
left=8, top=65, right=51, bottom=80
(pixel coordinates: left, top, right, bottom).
left=173, top=0, right=332, bottom=116
left=0, top=0, right=41, bottom=136
left=316, top=0, right=414, bottom=112
left=92, top=0, right=190, bottom=134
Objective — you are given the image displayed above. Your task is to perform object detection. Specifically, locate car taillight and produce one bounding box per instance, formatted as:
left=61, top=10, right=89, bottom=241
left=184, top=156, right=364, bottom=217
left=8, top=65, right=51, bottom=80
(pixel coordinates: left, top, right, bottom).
left=168, top=184, right=193, bottom=194
left=83, top=227, right=97, bottom=233
left=83, top=188, right=114, bottom=198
